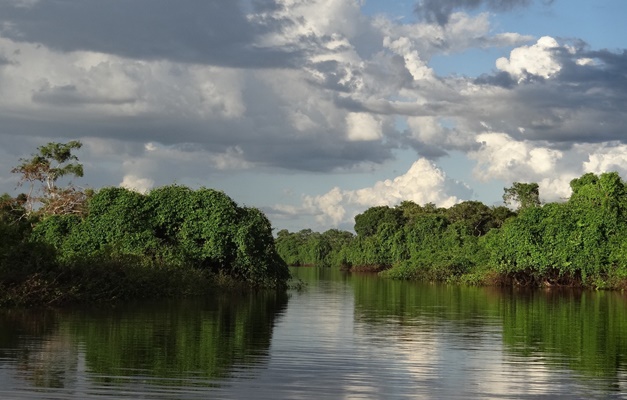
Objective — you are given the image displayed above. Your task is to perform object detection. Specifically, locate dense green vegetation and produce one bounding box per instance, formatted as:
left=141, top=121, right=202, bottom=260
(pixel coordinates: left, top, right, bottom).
left=277, top=173, right=627, bottom=289
left=275, top=228, right=354, bottom=267
left=0, top=142, right=290, bottom=306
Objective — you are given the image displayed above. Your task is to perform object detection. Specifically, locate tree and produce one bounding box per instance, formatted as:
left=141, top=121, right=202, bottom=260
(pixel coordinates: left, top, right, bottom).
left=11, top=141, right=86, bottom=215
left=490, top=206, right=516, bottom=229
left=569, top=172, right=626, bottom=213
left=503, top=182, right=540, bottom=211
left=396, top=201, right=423, bottom=222
left=445, top=201, right=493, bottom=236
left=32, top=185, right=291, bottom=286
left=354, top=206, right=406, bottom=237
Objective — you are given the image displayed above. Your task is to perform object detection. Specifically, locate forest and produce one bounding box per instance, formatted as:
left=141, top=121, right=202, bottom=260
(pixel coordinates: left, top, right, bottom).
left=0, top=141, right=290, bottom=306
left=3, top=141, right=627, bottom=307
left=276, top=174, right=627, bottom=290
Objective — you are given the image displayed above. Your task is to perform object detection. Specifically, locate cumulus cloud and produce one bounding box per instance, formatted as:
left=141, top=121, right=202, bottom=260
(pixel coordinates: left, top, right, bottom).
left=383, top=35, right=434, bottom=81
left=375, top=11, right=532, bottom=62
left=470, top=132, right=563, bottom=180
left=120, top=175, right=154, bottom=194
left=496, top=36, right=561, bottom=82
left=0, top=1, right=556, bottom=178
left=469, top=131, right=577, bottom=201
left=468, top=133, right=627, bottom=204
left=346, top=113, right=383, bottom=141
left=1, top=0, right=627, bottom=232
left=582, top=143, right=627, bottom=176
left=453, top=36, right=627, bottom=150
left=273, top=158, right=472, bottom=227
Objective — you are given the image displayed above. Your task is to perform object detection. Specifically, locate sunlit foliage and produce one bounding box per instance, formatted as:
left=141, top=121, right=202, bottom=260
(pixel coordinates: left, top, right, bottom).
left=1, top=142, right=290, bottom=305
left=277, top=172, right=627, bottom=289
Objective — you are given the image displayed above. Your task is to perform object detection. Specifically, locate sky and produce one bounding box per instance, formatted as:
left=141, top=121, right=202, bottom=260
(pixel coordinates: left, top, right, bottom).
left=0, top=0, right=626, bottom=232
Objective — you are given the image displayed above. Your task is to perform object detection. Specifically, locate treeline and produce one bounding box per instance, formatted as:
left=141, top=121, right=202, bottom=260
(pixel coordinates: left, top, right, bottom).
left=276, top=173, right=627, bottom=289
left=0, top=142, right=290, bottom=306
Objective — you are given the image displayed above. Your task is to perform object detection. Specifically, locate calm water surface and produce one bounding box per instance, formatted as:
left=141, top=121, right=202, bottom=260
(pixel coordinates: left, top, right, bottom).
left=0, top=267, right=626, bottom=399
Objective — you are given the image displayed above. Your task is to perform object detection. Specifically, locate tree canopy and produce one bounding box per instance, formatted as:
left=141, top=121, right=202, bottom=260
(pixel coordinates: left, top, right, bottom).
left=0, top=141, right=291, bottom=305
left=503, top=182, right=540, bottom=210
left=11, top=141, right=87, bottom=216
left=276, top=172, right=627, bottom=289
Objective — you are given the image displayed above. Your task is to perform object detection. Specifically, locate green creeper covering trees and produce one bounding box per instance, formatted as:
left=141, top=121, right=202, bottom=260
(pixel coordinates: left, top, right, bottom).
left=0, top=141, right=290, bottom=306
left=485, top=172, right=627, bottom=287
left=276, top=173, right=627, bottom=289
left=503, top=182, right=540, bottom=210
left=30, top=185, right=290, bottom=288
left=275, top=228, right=354, bottom=267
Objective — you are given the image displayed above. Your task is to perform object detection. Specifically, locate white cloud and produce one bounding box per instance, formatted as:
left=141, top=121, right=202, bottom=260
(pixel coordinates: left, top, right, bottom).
left=131, top=142, right=253, bottom=175
left=496, top=36, right=561, bottom=82
left=289, top=158, right=469, bottom=227
left=346, top=112, right=383, bottom=141
left=468, top=133, right=627, bottom=203
left=350, top=158, right=464, bottom=207
left=470, top=132, right=574, bottom=202
left=383, top=35, right=434, bottom=81
left=1, top=1, right=627, bottom=233
left=582, top=143, right=627, bottom=176
left=538, top=176, right=574, bottom=202
left=470, top=132, right=563, bottom=181
left=211, top=146, right=253, bottom=170
left=265, top=0, right=365, bottom=40
left=304, top=187, right=347, bottom=226
left=407, top=116, right=445, bottom=142
left=120, top=174, right=154, bottom=194
left=0, top=36, right=247, bottom=119
left=406, top=116, right=475, bottom=153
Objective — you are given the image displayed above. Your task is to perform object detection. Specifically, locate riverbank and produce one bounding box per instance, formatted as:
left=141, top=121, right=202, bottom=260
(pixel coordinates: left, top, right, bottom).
left=276, top=172, right=627, bottom=291
left=342, top=263, right=627, bottom=290
left=1, top=183, right=291, bottom=307
left=0, top=255, right=288, bottom=307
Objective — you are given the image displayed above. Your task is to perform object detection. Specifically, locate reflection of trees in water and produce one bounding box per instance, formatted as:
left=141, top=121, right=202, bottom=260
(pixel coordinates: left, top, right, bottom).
left=0, top=309, right=77, bottom=389
left=499, top=289, right=627, bottom=384
left=0, top=290, right=289, bottom=388
left=16, top=332, right=78, bottom=389
left=77, top=291, right=289, bottom=384
left=351, top=275, right=627, bottom=381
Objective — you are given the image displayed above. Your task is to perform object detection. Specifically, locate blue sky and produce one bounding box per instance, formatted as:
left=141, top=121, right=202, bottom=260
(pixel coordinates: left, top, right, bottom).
left=0, top=0, right=626, bottom=232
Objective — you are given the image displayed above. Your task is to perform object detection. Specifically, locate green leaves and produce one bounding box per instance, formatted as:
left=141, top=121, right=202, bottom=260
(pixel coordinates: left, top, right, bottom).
left=275, top=228, right=355, bottom=267
left=354, top=206, right=405, bottom=237
left=11, top=141, right=86, bottom=216
left=29, top=185, right=290, bottom=288
left=277, top=171, right=627, bottom=289
left=503, top=182, right=540, bottom=210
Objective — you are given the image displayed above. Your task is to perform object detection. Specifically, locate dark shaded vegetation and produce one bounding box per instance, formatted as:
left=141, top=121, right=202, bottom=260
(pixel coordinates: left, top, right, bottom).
left=276, top=173, right=627, bottom=289
left=0, top=142, right=290, bottom=306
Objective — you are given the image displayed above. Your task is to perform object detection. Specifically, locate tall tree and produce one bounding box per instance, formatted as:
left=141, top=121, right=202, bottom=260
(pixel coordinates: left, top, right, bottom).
left=11, top=141, right=86, bottom=215
left=503, top=182, right=540, bottom=211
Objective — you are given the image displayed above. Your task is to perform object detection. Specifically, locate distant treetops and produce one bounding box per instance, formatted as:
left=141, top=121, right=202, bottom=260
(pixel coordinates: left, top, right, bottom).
left=276, top=173, right=627, bottom=289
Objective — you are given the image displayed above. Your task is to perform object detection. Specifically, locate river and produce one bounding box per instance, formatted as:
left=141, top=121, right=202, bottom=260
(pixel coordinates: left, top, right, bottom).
left=0, top=267, right=625, bottom=399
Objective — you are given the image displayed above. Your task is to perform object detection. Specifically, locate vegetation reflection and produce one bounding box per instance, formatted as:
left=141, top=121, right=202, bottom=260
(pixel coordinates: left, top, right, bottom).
left=348, top=273, right=627, bottom=381
left=0, top=290, right=288, bottom=388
